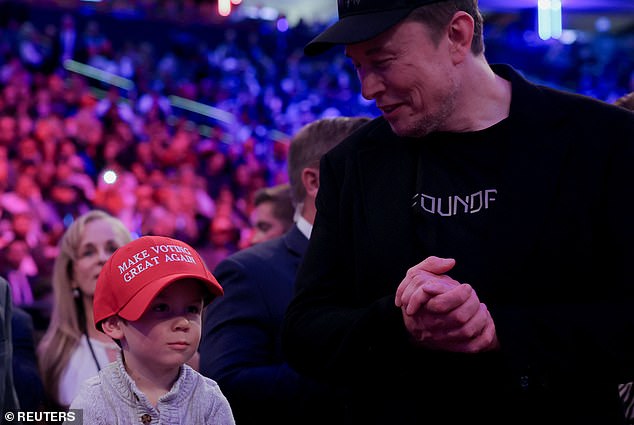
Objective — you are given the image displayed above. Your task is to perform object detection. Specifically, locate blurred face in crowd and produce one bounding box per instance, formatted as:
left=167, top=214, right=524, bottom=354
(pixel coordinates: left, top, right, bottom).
left=17, top=114, right=33, bottom=139
left=0, top=116, right=17, bottom=145
left=72, top=218, right=128, bottom=298
left=6, top=240, right=29, bottom=268
left=51, top=183, right=79, bottom=205
left=0, top=147, right=7, bottom=184
left=249, top=201, right=290, bottom=245
left=210, top=215, right=236, bottom=248
left=345, top=20, right=459, bottom=138
left=15, top=174, right=37, bottom=198
left=207, top=152, right=227, bottom=175
left=17, top=137, right=40, bottom=163
left=11, top=212, right=33, bottom=239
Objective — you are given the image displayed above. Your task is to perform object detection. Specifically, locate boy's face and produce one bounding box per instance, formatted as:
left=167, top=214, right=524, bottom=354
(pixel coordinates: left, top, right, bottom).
left=114, top=279, right=206, bottom=373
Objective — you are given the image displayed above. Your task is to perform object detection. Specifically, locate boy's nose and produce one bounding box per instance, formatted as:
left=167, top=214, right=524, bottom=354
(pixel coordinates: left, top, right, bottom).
left=173, top=315, right=191, bottom=331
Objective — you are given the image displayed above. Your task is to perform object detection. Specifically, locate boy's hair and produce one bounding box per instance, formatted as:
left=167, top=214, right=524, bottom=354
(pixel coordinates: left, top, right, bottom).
left=288, top=117, right=370, bottom=205
left=253, top=184, right=294, bottom=226
left=93, top=235, right=223, bottom=331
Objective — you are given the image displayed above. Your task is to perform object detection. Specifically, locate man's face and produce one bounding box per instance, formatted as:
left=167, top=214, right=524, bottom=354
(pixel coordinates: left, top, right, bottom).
left=345, top=20, right=459, bottom=138
left=249, top=201, right=290, bottom=246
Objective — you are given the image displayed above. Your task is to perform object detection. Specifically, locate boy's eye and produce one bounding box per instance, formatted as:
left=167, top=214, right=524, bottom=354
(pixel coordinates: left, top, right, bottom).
left=152, top=303, right=169, bottom=313
left=187, top=305, right=201, bottom=315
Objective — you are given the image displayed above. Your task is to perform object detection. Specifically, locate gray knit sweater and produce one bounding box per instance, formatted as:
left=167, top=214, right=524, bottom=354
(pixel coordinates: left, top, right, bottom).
left=66, top=355, right=235, bottom=424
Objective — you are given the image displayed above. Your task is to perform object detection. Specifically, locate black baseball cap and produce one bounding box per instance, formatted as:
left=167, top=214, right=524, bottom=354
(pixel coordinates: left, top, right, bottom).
left=305, top=0, right=448, bottom=56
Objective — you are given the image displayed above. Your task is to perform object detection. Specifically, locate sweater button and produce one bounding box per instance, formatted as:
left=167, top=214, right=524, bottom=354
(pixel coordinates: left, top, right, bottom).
left=141, top=413, right=152, bottom=424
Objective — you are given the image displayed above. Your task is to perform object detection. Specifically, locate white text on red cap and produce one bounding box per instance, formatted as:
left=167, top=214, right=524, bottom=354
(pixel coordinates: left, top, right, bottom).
left=117, top=244, right=197, bottom=283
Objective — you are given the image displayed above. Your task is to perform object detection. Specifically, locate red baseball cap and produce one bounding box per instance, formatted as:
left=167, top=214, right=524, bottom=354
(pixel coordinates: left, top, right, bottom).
left=94, top=235, right=223, bottom=331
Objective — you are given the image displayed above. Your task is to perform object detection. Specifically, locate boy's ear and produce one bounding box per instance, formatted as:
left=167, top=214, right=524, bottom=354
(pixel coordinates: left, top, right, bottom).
left=101, top=316, right=125, bottom=340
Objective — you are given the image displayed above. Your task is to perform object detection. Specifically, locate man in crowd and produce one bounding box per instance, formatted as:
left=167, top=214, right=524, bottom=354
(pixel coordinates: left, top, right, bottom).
left=200, top=117, right=369, bottom=425
left=248, top=183, right=294, bottom=246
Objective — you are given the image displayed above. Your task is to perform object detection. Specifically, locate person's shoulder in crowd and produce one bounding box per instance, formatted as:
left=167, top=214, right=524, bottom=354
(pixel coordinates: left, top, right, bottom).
left=12, top=306, right=46, bottom=411
left=216, top=226, right=305, bottom=268
left=324, top=116, right=386, bottom=155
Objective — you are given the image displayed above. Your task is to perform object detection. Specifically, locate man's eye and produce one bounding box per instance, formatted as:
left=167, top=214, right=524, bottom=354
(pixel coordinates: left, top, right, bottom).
left=374, top=58, right=392, bottom=67
left=257, top=223, right=272, bottom=232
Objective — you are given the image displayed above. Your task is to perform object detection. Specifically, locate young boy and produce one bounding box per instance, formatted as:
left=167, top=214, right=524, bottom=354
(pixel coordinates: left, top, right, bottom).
left=67, top=235, right=235, bottom=425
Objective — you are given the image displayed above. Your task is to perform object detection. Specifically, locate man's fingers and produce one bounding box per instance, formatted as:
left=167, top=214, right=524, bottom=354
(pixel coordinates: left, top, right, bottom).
left=419, top=278, right=461, bottom=297
left=424, top=283, right=473, bottom=314
left=403, top=285, right=435, bottom=315
left=396, top=274, right=421, bottom=307
left=417, top=256, right=456, bottom=274
left=406, top=303, right=499, bottom=353
left=396, top=257, right=457, bottom=307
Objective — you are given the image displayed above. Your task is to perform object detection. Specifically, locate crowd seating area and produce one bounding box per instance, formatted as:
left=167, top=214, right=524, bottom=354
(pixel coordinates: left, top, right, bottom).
left=0, top=1, right=631, bottom=330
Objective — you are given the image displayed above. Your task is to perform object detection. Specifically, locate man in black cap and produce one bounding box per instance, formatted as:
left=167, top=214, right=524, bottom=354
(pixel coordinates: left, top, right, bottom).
left=282, top=1, right=634, bottom=424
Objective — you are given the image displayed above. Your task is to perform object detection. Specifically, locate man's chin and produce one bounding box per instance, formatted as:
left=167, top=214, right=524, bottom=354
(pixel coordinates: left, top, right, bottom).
left=387, top=120, right=428, bottom=139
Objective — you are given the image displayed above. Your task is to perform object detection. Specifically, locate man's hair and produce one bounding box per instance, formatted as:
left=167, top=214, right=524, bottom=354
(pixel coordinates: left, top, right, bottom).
left=407, top=0, right=484, bottom=55
left=288, top=117, right=371, bottom=204
left=253, top=183, right=295, bottom=225
left=615, top=92, right=634, bottom=111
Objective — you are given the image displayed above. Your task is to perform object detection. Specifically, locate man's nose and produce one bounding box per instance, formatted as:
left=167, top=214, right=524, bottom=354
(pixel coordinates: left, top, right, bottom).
left=360, top=71, right=384, bottom=101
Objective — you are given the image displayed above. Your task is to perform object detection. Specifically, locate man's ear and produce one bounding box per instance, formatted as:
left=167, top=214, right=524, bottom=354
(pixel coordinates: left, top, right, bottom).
left=447, top=11, right=475, bottom=64
left=301, top=167, right=320, bottom=199
left=101, top=316, right=125, bottom=340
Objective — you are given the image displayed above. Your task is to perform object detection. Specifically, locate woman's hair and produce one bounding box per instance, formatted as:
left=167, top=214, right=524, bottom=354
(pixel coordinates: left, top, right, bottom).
left=37, top=210, right=131, bottom=408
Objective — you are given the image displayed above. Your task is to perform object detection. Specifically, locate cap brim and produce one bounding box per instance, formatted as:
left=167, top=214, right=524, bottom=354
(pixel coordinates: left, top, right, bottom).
left=117, top=273, right=223, bottom=322
left=304, top=8, right=412, bottom=56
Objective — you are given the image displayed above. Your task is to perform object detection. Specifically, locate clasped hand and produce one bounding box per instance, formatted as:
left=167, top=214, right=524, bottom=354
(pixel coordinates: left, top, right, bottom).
left=395, top=256, right=499, bottom=353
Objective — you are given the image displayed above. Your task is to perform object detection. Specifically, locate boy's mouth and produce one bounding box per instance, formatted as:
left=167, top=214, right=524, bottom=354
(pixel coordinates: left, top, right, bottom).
left=167, top=342, right=190, bottom=350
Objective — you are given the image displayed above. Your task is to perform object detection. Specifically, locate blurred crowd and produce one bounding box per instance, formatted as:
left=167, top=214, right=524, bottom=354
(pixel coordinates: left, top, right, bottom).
left=17, top=0, right=242, bottom=25
left=0, top=0, right=632, bottom=333
left=484, top=11, right=634, bottom=102
left=0, top=1, right=379, bottom=330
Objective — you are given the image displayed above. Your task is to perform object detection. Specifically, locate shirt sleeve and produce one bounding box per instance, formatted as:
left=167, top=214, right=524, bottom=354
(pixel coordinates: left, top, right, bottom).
left=202, top=377, right=236, bottom=425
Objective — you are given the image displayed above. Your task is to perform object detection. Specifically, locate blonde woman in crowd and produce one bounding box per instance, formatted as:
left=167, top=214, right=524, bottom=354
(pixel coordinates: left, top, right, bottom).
left=37, top=210, right=132, bottom=409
